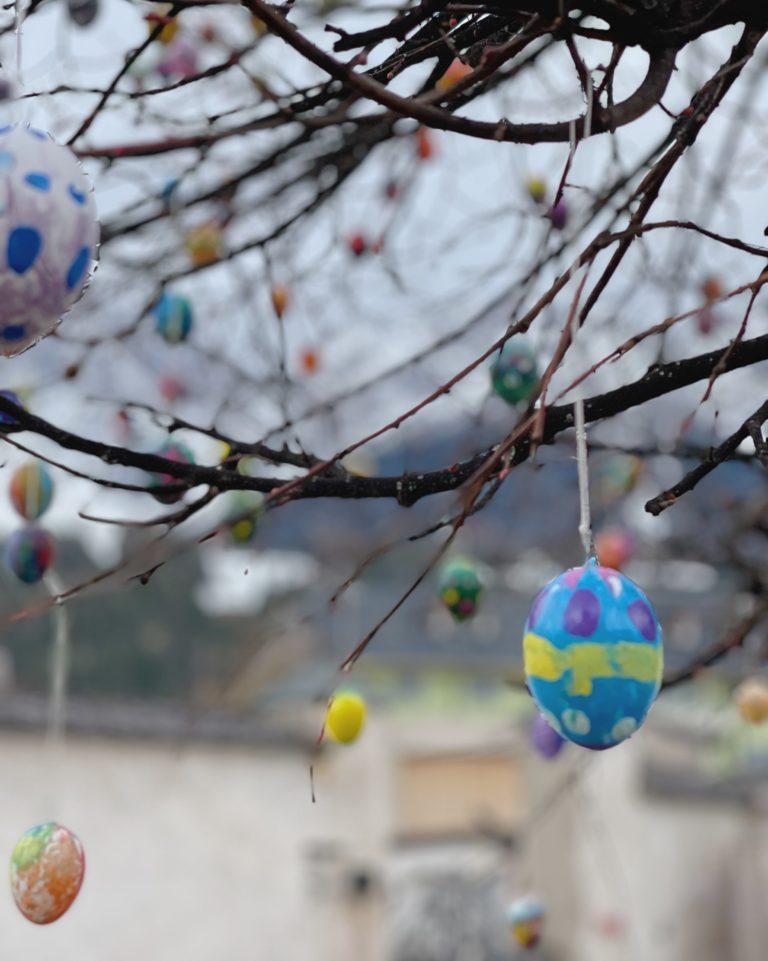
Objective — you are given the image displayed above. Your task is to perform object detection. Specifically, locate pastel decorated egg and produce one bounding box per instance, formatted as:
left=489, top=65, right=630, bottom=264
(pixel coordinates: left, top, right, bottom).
left=525, top=177, right=547, bottom=204
left=594, top=526, right=635, bottom=572
left=227, top=491, right=264, bottom=544
left=153, top=292, right=192, bottom=344
left=702, top=275, right=722, bottom=301
left=507, top=897, right=545, bottom=949
left=415, top=127, right=434, bottom=161
left=438, top=557, right=483, bottom=621
left=735, top=677, right=768, bottom=725
left=11, top=822, right=84, bottom=924
left=67, top=0, right=99, bottom=26
left=326, top=691, right=366, bottom=744
left=523, top=558, right=663, bottom=750
left=185, top=221, right=223, bottom=267
left=158, top=374, right=186, bottom=402
left=149, top=440, right=194, bottom=504
left=548, top=199, right=568, bottom=230
left=5, top=526, right=54, bottom=583
left=0, top=124, right=98, bottom=355
left=147, top=4, right=178, bottom=44
left=0, top=389, right=24, bottom=428
left=10, top=460, right=53, bottom=520
left=697, top=306, right=717, bottom=335
left=157, top=39, right=199, bottom=80
left=594, top=453, right=642, bottom=504
left=530, top=713, right=565, bottom=759
left=490, top=339, right=538, bottom=405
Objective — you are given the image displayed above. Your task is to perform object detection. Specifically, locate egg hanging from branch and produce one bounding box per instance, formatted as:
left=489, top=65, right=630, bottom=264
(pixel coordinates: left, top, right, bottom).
left=530, top=713, right=565, bottom=759
left=325, top=691, right=366, bottom=744
left=227, top=491, right=264, bottom=544
left=10, top=822, right=85, bottom=924
left=153, top=292, right=193, bottom=344
left=735, top=677, right=768, bottom=724
left=0, top=124, right=98, bottom=355
left=10, top=460, right=53, bottom=520
left=5, top=526, right=54, bottom=583
left=507, top=897, right=545, bottom=949
left=438, top=556, right=484, bottom=621
left=149, top=440, right=195, bottom=504
left=490, top=339, right=538, bottom=405
left=523, top=558, right=663, bottom=750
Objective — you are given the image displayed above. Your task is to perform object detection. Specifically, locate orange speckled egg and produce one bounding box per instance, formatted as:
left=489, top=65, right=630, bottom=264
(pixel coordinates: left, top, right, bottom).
left=11, top=822, right=85, bottom=924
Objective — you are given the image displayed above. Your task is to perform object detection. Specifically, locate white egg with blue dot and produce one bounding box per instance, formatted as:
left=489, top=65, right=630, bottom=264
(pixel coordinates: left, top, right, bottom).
left=0, top=123, right=98, bottom=356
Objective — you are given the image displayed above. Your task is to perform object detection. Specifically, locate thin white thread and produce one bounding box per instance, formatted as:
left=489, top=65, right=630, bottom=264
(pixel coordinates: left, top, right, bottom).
left=571, top=287, right=594, bottom=560
left=44, top=570, right=70, bottom=818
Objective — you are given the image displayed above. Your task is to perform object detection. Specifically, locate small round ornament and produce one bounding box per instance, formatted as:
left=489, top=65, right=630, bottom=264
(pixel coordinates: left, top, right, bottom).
left=5, top=526, right=54, bottom=583
left=702, top=275, right=722, bottom=302
left=523, top=558, right=663, bottom=750
left=507, top=897, right=545, bottom=949
left=0, top=389, right=24, bottom=428
left=594, top=453, right=642, bottom=504
left=67, top=0, right=99, bottom=26
left=270, top=283, right=290, bottom=318
left=490, top=339, right=538, bottom=405
left=436, top=57, right=472, bottom=92
left=299, top=346, right=320, bottom=375
left=147, top=4, right=178, bottom=44
left=438, top=557, right=483, bottom=621
left=157, top=39, right=199, bottom=80
left=530, top=712, right=565, bottom=759
left=0, top=123, right=99, bottom=355
left=149, top=440, right=194, bottom=504
left=153, top=292, right=193, bottom=344
left=594, top=526, right=635, bottom=572
left=326, top=691, right=366, bottom=744
left=548, top=199, right=568, bottom=230
left=347, top=232, right=368, bottom=257
left=10, top=460, right=53, bottom=520
left=185, top=221, right=223, bottom=267
left=697, top=306, right=717, bottom=335
left=159, top=374, right=186, bottom=403
left=734, top=677, right=768, bottom=725
left=415, top=127, right=434, bottom=160
left=11, top=822, right=84, bottom=924
left=227, top=491, right=264, bottom=544
left=525, top=177, right=547, bottom=204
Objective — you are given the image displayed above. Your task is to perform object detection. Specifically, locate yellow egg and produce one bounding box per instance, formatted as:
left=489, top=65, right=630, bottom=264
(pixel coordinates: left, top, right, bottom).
left=326, top=692, right=366, bottom=744
left=735, top=677, right=768, bottom=724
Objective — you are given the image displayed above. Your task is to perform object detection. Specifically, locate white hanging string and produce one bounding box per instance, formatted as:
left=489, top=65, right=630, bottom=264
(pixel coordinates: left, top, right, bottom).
left=43, top=570, right=70, bottom=820
left=10, top=0, right=26, bottom=121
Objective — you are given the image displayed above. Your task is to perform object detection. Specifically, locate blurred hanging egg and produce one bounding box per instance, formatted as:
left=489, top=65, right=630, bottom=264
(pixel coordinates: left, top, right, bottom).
left=0, top=124, right=98, bottom=356
left=523, top=558, right=663, bottom=750
left=67, top=0, right=99, bottom=26
left=153, top=292, right=193, bottom=344
left=10, top=460, right=53, bottom=520
left=697, top=306, right=717, bottom=335
left=595, top=453, right=642, bottom=504
left=158, top=374, right=186, bottom=403
left=299, top=346, right=320, bottom=375
left=525, top=177, right=547, bottom=204
left=5, top=526, right=54, bottom=583
left=548, top=199, right=568, bottom=230
left=11, top=822, right=84, bottom=924
left=147, top=5, right=178, bottom=44
left=594, top=526, right=635, bottom=572
left=251, top=15, right=267, bottom=36
left=436, top=57, right=472, bottom=92
left=507, top=897, right=545, bottom=949
left=415, top=127, right=434, bottom=161
left=185, top=221, right=223, bottom=267
left=701, top=275, right=722, bottom=302
left=490, top=339, right=538, bottom=405
left=735, top=677, right=768, bottom=724
left=157, top=39, right=199, bottom=80
left=326, top=691, right=366, bottom=744
left=227, top=491, right=264, bottom=544
left=270, top=283, right=290, bottom=318
left=347, top=232, right=368, bottom=257
left=0, top=389, right=24, bottom=428
left=530, top=713, right=565, bottom=759
left=149, top=440, right=194, bottom=504
left=438, top=557, right=483, bottom=621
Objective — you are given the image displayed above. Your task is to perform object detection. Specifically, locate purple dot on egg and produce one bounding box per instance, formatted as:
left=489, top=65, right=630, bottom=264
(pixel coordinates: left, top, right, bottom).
left=563, top=588, right=600, bottom=637
left=528, top=586, right=550, bottom=629
left=628, top=599, right=656, bottom=641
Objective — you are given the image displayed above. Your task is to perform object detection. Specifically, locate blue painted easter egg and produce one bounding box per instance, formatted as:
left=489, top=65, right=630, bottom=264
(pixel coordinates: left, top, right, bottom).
left=523, top=558, right=663, bottom=750
left=5, top=526, right=54, bottom=583
left=153, top=292, right=192, bottom=344
left=490, top=339, right=538, bottom=405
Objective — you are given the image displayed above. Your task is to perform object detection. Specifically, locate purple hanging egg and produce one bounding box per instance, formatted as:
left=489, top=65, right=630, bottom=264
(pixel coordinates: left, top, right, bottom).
left=5, top=526, right=54, bottom=583
left=548, top=199, right=567, bottom=230
left=530, top=713, right=565, bottom=759
left=0, top=124, right=99, bottom=355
